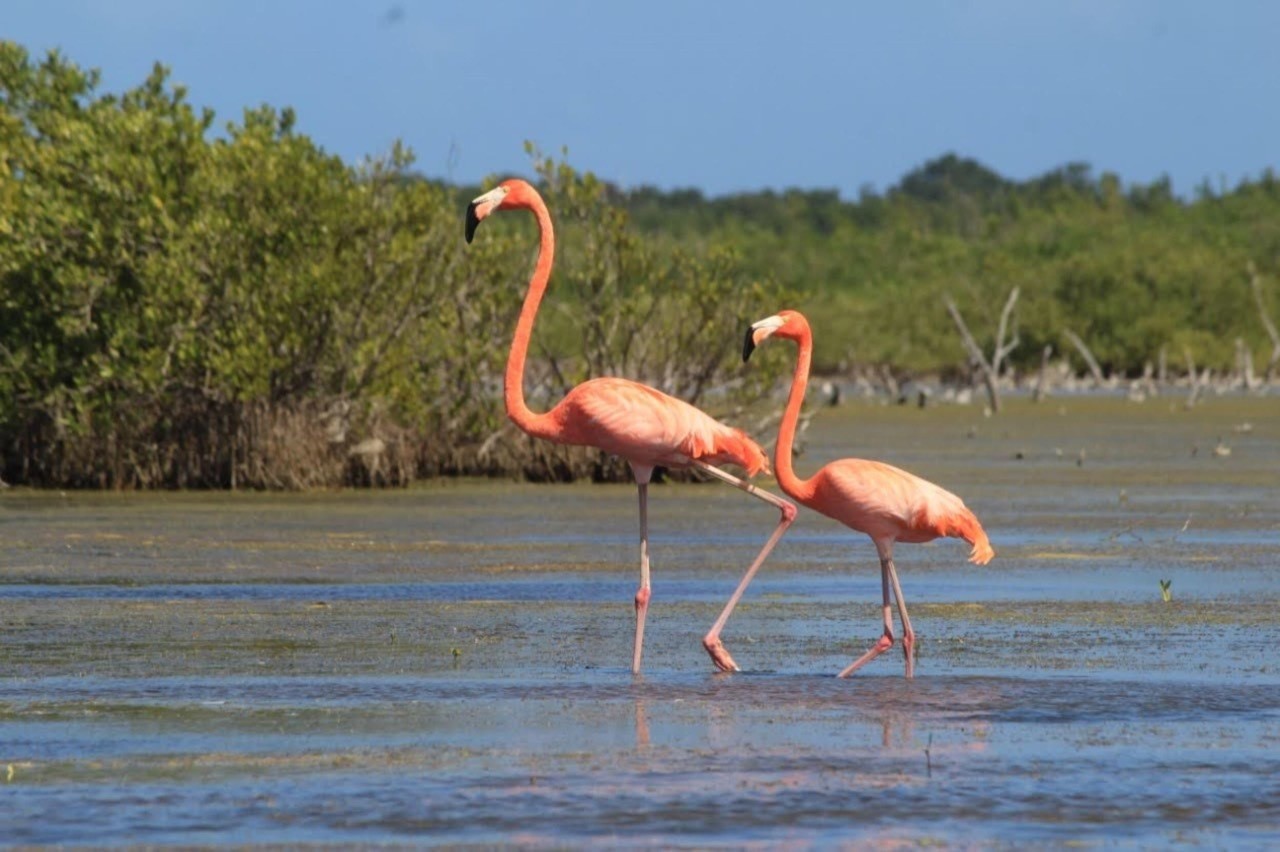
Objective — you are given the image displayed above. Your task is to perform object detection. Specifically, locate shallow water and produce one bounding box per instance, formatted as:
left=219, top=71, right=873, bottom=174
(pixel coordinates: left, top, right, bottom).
left=2, top=396, right=1279, bottom=846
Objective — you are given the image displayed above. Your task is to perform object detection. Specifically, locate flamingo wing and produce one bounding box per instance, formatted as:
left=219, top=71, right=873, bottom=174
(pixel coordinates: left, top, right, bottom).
left=551, top=378, right=767, bottom=474
left=811, top=459, right=983, bottom=546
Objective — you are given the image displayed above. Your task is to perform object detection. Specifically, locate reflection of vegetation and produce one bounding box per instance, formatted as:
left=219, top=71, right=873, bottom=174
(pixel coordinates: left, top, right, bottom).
left=0, top=44, right=786, bottom=488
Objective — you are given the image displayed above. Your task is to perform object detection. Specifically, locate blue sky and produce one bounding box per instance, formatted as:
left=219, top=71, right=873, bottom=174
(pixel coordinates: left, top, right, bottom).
left=7, top=1, right=1280, bottom=198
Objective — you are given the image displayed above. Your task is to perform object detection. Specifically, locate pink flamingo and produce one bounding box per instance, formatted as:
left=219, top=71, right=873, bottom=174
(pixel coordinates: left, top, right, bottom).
left=743, top=310, right=994, bottom=678
left=465, top=179, right=796, bottom=674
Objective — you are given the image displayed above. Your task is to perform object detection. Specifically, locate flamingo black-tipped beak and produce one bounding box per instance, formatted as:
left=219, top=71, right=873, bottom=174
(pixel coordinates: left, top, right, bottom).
left=464, top=201, right=481, bottom=244
left=743, top=315, right=786, bottom=362
left=464, top=185, right=511, bottom=244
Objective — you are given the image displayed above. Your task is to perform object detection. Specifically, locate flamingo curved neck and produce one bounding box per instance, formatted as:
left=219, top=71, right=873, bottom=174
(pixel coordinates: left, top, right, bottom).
left=774, top=328, right=818, bottom=502
left=504, top=195, right=560, bottom=440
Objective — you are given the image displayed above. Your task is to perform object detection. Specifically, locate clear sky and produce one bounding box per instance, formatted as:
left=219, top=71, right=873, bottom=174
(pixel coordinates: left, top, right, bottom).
left=7, top=1, right=1280, bottom=198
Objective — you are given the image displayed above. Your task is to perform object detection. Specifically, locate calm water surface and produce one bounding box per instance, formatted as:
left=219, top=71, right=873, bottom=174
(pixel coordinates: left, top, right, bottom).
left=2, top=397, right=1279, bottom=846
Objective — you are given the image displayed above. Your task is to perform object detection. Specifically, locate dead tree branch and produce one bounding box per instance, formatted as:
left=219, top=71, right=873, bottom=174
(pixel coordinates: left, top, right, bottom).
left=1248, top=262, right=1280, bottom=382
left=1235, top=337, right=1259, bottom=390
left=1183, top=346, right=1205, bottom=408
left=1033, top=344, right=1053, bottom=402
left=944, top=287, right=1020, bottom=413
left=992, top=286, right=1021, bottom=375
left=1063, top=328, right=1106, bottom=386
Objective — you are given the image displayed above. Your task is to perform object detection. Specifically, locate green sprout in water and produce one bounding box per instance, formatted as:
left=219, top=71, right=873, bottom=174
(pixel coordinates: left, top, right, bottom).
left=1159, top=579, right=1173, bottom=603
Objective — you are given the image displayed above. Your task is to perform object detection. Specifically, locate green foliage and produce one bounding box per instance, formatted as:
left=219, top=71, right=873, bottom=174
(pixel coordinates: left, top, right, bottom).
left=0, top=44, right=785, bottom=487
left=461, top=145, right=790, bottom=481
left=4, top=40, right=1276, bottom=488
left=621, top=153, right=1280, bottom=374
left=525, top=145, right=786, bottom=401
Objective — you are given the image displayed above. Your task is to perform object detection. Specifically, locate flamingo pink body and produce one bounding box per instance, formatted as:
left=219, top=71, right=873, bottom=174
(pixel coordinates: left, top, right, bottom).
left=466, top=179, right=794, bottom=674
left=524, top=376, right=769, bottom=482
left=799, top=458, right=992, bottom=563
left=745, top=309, right=993, bottom=677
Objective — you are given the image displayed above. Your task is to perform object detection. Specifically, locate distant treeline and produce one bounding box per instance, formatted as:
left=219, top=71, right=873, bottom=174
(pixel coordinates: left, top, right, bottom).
left=2, top=42, right=1277, bottom=489
left=610, top=154, right=1280, bottom=376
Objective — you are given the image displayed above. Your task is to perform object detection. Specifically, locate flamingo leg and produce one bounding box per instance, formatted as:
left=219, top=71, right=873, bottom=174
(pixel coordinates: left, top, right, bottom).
left=837, top=558, right=895, bottom=678
left=632, top=482, right=652, bottom=675
left=886, top=559, right=916, bottom=679
left=692, top=461, right=797, bottom=673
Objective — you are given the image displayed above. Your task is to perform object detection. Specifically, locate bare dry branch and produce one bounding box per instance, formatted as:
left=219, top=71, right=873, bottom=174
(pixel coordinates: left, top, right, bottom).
left=992, top=287, right=1021, bottom=377
left=1248, top=262, right=1280, bottom=382
left=878, top=364, right=900, bottom=400
left=1063, top=328, right=1106, bottom=386
left=1183, top=346, right=1203, bottom=408
left=944, top=291, right=1017, bottom=413
left=945, top=297, right=985, bottom=366
left=1235, top=337, right=1259, bottom=390
left=1033, top=344, right=1053, bottom=402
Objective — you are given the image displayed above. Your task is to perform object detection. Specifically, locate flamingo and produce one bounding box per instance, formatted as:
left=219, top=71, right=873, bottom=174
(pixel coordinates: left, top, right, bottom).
left=743, top=310, right=994, bottom=678
left=465, top=179, right=796, bottom=674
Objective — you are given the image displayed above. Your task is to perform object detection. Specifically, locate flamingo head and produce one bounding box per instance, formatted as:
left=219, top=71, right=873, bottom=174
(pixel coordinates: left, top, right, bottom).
left=465, top=179, right=535, bottom=243
left=742, top=310, right=808, bottom=361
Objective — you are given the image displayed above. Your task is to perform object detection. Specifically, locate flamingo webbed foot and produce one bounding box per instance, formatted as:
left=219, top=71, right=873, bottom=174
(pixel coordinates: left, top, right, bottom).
left=702, top=635, right=741, bottom=673
left=837, top=631, right=894, bottom=678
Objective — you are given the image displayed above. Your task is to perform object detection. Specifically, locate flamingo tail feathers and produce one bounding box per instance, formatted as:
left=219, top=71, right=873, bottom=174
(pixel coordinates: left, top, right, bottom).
left=711, top=428, right=770, bottom=477
left=950, top=509, right=994, bottom=565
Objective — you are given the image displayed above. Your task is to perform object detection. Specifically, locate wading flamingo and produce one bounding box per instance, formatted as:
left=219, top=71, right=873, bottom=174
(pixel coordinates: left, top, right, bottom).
left=465, top=179, right=796, bottom=674
left=743, top=310, right=993, bottom=678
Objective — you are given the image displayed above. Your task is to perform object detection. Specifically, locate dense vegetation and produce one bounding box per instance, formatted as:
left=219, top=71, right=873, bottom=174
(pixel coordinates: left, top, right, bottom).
left=3, top=43, right=1277, bottom=488
left=620, top=154, right=1280, bottom=375
left=0, top=45, right=785, bottom=488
